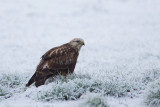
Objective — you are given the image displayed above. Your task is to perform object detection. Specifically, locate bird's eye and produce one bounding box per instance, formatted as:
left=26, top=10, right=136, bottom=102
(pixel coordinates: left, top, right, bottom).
left=76, top=40, right=80, bottom=43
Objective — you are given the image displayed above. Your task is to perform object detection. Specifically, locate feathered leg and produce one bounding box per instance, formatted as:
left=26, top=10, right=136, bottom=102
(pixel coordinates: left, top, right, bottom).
left=35, top=73, right=54, bottom=87
left=35, top=78, right=46, bottom=87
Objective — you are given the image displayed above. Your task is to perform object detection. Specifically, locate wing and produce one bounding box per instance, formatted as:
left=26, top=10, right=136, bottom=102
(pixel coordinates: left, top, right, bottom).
left=26, top=44, right=79, bottom=87
left=41, top=47, right=59, bottom=60
left=36, top=43, right=79, bottom=73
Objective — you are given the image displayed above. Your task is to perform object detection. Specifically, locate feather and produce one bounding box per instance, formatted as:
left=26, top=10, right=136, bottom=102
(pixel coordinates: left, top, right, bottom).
left=26, top=43, right=80, bottom=87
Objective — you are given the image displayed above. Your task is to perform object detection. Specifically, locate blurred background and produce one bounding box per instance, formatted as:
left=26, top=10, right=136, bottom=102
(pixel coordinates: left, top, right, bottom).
left=0, top=0, right=160, bottom=76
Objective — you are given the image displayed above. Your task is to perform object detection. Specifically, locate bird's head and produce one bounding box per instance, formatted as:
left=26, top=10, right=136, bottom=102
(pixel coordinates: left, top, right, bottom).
left=69, top=38, right=85, bottom=52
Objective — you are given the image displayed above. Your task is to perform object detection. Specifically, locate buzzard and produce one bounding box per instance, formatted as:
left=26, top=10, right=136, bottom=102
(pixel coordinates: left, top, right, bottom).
left=26, top=38, right=85, bottom=87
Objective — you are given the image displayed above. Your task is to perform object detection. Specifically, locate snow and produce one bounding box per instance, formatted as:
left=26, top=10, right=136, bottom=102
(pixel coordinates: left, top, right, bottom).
left=0, top=0, right=160, bottom=106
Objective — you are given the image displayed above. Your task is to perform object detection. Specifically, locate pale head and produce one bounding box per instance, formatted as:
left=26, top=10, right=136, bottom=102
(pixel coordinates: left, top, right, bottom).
left=69, top=38, right=85, bottom=52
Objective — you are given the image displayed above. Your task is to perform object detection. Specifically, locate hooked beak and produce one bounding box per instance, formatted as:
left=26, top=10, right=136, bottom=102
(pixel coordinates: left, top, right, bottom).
left=81, top=41, right=85, bottom=46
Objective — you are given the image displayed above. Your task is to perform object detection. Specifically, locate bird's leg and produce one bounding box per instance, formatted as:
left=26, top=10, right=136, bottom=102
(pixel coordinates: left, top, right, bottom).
left=35, top=78, right=46, bottom=87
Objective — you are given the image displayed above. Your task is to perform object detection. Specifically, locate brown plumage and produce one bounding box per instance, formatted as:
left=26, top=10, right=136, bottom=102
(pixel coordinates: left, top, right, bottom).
left=26, top=38, right=85, bottom=87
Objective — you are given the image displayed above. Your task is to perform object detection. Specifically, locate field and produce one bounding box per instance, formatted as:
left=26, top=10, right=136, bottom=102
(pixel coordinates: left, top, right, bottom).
left=0, top=0, right=160, bottom=107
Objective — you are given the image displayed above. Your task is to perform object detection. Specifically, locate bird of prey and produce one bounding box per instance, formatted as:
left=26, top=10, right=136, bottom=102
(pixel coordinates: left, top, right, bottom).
left=26, top=38, right=85, bottom=87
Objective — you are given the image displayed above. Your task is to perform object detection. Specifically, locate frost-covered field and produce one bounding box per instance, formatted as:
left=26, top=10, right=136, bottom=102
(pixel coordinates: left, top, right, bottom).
left=0, top=0, right=160, bottom=107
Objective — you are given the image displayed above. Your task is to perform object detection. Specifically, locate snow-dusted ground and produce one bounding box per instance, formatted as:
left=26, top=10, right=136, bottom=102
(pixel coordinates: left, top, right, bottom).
left=0, top=0, right=160, bottom=106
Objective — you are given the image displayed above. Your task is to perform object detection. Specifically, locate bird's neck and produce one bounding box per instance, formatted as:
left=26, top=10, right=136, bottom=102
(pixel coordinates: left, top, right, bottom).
left=76, top=45, right=82, bottom=52
left=69, top=44, right=81, bottom=53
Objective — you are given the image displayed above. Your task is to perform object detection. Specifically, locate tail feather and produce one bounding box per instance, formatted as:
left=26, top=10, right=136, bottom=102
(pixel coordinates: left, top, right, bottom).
left=26, top=73, right=36, bottom=87
left=26, top=71, right=55, bottom=87
left=26, top=68, right=62, bottom=87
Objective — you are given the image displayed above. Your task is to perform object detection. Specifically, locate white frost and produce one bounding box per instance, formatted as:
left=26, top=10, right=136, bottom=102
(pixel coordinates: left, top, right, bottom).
left=0, top=0, right=160, bottom=107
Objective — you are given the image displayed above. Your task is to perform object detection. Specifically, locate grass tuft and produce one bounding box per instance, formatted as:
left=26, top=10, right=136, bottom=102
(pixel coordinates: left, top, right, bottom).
left=144, top=78, right=160, bottom=107
left=79, top=93, right=109, bottom=107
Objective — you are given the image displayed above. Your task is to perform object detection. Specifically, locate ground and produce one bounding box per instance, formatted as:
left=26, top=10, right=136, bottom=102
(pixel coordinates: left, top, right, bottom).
left=0, top=0, right=160, bottom=107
